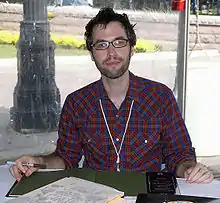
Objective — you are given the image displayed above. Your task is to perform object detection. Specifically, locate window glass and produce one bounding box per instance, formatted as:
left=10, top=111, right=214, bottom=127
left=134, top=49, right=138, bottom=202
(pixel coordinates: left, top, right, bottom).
left=0, top=0, right=219, bottom=170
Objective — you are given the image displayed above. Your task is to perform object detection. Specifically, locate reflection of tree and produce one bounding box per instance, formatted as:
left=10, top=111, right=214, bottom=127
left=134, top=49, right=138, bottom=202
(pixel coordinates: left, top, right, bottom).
left=93, top=0, right=171, bottom=11
left=132, top=0, right=145, bottom=10
left=132, top=0, right=171, bottom=11
left=1, top=0, right=171, bottom=10
left=93, top=0, right=130, bottom=9
left=93, top=0, right=114, bottom=8
left=0, top=0, right=23, bottom=2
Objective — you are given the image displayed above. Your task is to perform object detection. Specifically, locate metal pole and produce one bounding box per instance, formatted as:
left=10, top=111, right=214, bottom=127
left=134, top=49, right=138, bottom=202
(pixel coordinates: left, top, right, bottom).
left=10, top=0, right=61, bottom=133
left=175, top=0, right=190, bottom=120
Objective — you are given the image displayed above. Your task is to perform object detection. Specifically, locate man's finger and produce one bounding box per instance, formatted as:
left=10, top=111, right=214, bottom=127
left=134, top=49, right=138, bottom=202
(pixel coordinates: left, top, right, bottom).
left=187, top=163, right=212, bottom=183
left=184, top=167, right=193, bottom=179
left=10, top=166, right=23, bottom=182
left=186, top=167, right=193, bottom=174
left=24, top=167, right=37, bottom=177
left=192, top=171, right=212, bottom=183
left=202, top=173, right=214, bottom=184
left=186, top=164, right=200, bottom=182
left=16, top=161, right=29, bottom=174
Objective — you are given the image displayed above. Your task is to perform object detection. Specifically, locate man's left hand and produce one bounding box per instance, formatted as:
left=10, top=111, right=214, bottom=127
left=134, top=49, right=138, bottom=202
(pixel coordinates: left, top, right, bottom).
left=184, top=163, right=214, bottom=183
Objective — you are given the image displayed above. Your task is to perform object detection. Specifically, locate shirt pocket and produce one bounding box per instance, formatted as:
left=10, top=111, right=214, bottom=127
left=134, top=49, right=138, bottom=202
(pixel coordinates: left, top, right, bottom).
left=81, top=114, right=108, bottom=155
left=82, top=131, right=107, bottom=156
left=129, top=131, right=162, bottom=160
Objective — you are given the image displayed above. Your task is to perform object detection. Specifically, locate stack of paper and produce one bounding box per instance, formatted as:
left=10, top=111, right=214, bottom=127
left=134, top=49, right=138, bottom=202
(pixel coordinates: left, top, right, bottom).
left=5, top=177, right=125, bottom=203
left=177, top=178, right=220, bottom=198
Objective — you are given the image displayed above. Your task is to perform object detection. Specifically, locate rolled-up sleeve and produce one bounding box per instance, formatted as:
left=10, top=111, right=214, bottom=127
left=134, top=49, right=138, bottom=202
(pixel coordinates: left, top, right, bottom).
left=161, top=87, right=196, bottom=174
left=55, top=94, right=83, bottom=168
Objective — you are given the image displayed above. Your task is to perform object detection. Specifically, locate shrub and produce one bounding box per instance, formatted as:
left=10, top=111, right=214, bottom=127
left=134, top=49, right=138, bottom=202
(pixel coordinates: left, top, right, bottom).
left=0, top=31, right=19, bottom=45
left=135, top=39, right=158, bottom=53
left=51, top=35, right=86, bottom=49
left=48, top=12, right=55, bottom=20
left=0, top=31, right=159, bottom=52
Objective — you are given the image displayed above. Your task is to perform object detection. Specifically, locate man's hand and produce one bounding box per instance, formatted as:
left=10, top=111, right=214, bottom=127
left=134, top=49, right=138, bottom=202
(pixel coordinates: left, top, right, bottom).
left=9, top=153, right=65, bottom=182
left=9, top=156, right=44, bottom=182
left=184, top=162, right=214, bottom=183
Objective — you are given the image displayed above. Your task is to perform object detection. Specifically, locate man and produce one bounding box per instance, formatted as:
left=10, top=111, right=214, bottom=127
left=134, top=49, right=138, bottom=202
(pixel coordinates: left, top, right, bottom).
left=10, top=8, right=214, bottom=184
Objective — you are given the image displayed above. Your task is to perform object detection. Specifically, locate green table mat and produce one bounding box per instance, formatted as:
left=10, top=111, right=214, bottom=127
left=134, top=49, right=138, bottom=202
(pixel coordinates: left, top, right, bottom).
left=7, top=168, right=147, bottom=197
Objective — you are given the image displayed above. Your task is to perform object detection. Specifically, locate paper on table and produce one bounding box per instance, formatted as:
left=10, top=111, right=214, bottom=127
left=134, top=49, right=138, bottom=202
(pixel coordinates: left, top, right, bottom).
left=177, top=178, right=220, bottom=198
left=5, top=177, right=124, bottom=203
left=124, top=196, right=137, bottom=203
left=0, top=165, right=16, bottom=203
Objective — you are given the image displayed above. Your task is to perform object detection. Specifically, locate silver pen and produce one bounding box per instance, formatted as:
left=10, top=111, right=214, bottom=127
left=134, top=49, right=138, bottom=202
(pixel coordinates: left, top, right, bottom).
left=6, top=161, right=46, bottom=168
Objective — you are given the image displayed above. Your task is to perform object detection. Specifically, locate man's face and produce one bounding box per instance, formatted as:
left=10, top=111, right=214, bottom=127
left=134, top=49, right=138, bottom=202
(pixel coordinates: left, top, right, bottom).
left=90, top=21, right=134, bottom=79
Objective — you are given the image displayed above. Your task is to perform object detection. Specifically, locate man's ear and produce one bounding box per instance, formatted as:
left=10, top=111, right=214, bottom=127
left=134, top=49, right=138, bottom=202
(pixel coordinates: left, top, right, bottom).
left=89, top=51, right=94, bottom=61
left=130, top=46, right=134, bottom=57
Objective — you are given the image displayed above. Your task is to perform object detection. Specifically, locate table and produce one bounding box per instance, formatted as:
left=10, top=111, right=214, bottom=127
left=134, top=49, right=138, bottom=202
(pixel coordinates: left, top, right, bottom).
left=0, top=165, right=16, bottom=203
left=1, top=165, right=220, bottom=203
left=0, top=166, right=137, bottom=203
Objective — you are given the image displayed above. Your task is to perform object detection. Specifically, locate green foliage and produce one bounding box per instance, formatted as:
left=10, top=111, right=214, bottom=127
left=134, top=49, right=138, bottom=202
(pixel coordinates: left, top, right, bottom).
left=48, top=12, right=55, bottom=20
left=0, top=44, right=89, bottom=58
left=0, top=31, right=159, bottom=53
left=0, top=31, right=19, bottom=45
left=135, top=39, right=159, bottom=53
left=51, top=35, right=86, bottom=49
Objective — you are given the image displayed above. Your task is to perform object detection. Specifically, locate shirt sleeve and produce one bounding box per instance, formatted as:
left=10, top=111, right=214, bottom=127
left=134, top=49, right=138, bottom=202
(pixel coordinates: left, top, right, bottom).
left=161, top=87, right=196, bottom=174
left=55, top=94, right=83, bottom=168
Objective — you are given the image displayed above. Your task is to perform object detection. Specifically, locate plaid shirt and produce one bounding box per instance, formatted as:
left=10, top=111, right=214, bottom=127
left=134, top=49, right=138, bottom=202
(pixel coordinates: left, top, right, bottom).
left=56, top=72, right=195, bottom=173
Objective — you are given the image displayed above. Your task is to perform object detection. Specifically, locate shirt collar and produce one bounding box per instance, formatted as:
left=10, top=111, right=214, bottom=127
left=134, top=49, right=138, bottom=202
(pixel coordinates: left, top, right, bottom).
left=97, top=71, right=140, bottom=102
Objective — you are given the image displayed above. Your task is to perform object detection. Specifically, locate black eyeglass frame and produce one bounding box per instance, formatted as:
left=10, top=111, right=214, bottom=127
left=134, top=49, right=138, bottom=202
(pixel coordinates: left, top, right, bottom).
left=91, top=39, right=129, bottom=50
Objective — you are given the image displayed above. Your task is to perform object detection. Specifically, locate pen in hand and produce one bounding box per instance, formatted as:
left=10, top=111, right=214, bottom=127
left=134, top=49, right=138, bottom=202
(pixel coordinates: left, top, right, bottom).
left=6, top=161, right=46, bottom=169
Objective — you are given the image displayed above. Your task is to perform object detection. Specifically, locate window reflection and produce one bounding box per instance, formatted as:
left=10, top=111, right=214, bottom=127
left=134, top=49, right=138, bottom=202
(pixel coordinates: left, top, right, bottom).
left=0, top=0, right=176, bottom=162
left=0, top=1, right=219, bottom=174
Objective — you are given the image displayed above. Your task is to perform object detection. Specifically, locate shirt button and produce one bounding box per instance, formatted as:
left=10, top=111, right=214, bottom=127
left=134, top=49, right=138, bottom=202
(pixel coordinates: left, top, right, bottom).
left=116, top=114, right=119, bottom=118
left=116, top=138, right=120, bottom=142
left=144, top=140, right=148, bottom=144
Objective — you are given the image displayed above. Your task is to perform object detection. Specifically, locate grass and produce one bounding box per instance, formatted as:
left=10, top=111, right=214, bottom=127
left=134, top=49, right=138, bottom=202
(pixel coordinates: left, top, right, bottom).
left=0, top=44, right=17, bottom=58
left=0, top=44, right=89, bottom=58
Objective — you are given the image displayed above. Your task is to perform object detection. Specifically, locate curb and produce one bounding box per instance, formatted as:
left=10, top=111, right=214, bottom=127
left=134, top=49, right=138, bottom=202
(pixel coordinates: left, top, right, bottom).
left=55, top=49, right=220, bottom=63
left=0, top=49, right=219, bottom=68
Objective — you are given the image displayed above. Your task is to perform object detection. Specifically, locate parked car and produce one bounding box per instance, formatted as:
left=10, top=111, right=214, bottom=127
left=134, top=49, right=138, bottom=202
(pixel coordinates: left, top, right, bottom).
left=48, top=0, right=93, bottom=6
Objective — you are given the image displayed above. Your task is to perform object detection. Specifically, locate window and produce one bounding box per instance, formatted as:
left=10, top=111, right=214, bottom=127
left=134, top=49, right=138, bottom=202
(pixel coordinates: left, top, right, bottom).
left=0, top=0, right=219, bottom=167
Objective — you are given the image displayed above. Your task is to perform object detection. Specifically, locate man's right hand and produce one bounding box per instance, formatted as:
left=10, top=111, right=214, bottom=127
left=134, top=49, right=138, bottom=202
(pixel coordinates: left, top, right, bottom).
left=9, top=155, right=44, bottom=182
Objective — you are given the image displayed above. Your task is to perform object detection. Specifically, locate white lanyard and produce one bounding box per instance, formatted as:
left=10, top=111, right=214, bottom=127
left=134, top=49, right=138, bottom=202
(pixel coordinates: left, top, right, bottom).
left=99, top=99, right=134, bottom=171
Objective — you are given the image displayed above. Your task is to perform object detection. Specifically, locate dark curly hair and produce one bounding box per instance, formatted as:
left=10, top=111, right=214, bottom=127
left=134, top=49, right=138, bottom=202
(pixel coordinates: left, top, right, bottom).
left=84, top=7, right=136, bottom=51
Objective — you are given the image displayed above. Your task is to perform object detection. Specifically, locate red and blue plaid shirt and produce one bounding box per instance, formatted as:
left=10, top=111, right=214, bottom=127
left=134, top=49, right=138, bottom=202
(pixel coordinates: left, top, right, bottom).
left=56, top=72, right=195, bottom=173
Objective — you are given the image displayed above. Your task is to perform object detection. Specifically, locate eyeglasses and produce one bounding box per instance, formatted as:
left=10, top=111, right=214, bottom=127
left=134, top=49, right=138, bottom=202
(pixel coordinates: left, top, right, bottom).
left=92, top=39, right=129, bottom=50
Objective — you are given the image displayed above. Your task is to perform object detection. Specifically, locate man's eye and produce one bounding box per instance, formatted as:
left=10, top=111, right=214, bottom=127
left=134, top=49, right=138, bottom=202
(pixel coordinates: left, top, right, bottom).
left=114, top=40, right=122, bottom=45
left=96, top=42, right=108, bottom=48
left=114, top=40, right=125, bottom=46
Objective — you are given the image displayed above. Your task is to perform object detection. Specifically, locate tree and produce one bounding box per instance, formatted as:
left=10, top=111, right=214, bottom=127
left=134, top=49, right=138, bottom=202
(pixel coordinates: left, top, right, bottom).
left=132, top=0, right=145, bottom=10
left=93, top=0, right=114, bottom=8
left=93, top=0, right=130, bottom=9
left=0, top=0, right=23, bottom=2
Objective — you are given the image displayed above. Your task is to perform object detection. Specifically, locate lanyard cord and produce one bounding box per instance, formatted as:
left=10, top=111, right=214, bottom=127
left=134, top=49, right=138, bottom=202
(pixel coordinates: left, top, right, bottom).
left=99, top=99, right=134, bottom=171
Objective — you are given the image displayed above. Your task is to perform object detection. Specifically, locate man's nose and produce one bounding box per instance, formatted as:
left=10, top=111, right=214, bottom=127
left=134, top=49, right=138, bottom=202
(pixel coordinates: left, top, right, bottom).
left=107, top=43, right=117, bottom=56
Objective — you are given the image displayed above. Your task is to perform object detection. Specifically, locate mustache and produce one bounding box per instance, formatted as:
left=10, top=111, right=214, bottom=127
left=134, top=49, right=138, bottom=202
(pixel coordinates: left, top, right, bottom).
left=104, top=56, right=123, bottom=63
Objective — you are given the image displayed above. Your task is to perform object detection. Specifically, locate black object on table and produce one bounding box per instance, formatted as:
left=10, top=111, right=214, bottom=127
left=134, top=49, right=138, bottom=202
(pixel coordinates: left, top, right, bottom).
left=136, top=193, right=217, bottom=203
